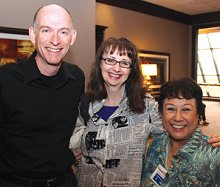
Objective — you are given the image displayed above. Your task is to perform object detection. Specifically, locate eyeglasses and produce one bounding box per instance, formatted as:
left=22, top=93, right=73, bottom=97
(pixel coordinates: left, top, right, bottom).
left=101, top=58, right=132, bottom=69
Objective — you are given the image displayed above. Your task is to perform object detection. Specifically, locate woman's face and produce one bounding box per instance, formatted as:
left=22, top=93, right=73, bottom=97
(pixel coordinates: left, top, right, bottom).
left=163, top=97, right=199, bottom=143
left=100, top=48, right=132, bottom=88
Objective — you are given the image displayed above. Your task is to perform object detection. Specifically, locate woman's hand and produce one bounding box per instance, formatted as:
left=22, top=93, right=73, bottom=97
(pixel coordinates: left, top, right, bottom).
left=208, top=135, right=220, bottom=147
left=71, top=148, right=83, bottom=175
left=71, top=164, right=78, bottom=175
left=74, top=148, right=83, bottom=161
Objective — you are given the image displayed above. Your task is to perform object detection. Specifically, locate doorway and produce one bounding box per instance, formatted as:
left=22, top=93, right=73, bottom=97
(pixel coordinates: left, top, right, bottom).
left=192, top=25, right=220, bottom=101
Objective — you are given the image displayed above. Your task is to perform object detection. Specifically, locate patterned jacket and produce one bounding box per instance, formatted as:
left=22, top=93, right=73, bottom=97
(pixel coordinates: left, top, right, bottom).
left=141, top=128, right=220, bottom=187
left=78, top=93, right=163, bottom=187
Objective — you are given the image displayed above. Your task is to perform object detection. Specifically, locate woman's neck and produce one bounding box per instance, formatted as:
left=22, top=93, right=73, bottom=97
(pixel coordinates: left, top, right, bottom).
left=166, top=139, right=187, bottom=168
left=105, top=85, right=125, bottom=106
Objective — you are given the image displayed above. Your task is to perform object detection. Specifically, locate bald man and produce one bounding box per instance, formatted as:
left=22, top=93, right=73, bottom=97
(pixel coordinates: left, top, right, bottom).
left=0, top=4, right=84, bottom=186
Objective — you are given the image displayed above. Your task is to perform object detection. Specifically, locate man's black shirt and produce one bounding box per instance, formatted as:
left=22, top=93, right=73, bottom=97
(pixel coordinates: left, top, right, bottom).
left=0, top=52, right=85, bottom=178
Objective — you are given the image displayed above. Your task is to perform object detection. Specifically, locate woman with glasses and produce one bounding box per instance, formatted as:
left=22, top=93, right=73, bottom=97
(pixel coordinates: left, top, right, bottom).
left=77, top=37, right=163, bottom=187
left=75, top=37, right=220, bottom=186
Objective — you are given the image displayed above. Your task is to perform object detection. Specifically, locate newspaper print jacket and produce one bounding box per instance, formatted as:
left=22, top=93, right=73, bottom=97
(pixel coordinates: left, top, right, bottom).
left=77, top=93, right=163, bottom=187
left=141, top=128, right=220, bottom=187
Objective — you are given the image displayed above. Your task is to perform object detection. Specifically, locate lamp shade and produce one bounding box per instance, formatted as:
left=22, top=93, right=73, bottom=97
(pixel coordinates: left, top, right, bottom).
left=141, top=64, right=157, bottom=77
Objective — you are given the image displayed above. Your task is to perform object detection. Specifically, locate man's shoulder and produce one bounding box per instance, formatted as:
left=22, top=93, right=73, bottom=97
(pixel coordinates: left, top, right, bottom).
left=0, top=61, right=22, bottom=74
left=0, top=60, right=27, bottom=83
left=0, top=62, right=17, bottom=70
left=62, top=62, right=84, bottom=77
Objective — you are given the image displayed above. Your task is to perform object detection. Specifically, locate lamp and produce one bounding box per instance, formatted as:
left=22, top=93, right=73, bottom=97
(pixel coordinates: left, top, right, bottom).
left=141, top=64, right=157, bottom=88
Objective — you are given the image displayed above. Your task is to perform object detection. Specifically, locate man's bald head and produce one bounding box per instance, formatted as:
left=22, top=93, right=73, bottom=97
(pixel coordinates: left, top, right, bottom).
left=33, top=4, right=73, bottom=29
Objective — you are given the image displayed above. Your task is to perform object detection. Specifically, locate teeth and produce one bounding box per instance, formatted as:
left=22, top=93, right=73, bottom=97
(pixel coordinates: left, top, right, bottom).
left=109, top=73, right=120, bottom=78
left=48, top=48, right=60, bottom=52
left=172, top=125, right=185, bottom=129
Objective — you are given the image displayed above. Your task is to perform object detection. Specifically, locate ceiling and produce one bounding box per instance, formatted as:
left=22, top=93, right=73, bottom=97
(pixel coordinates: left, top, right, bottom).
left=97, top=0, right=220, bottom=25
left=142, top=0, right=220, bottom=15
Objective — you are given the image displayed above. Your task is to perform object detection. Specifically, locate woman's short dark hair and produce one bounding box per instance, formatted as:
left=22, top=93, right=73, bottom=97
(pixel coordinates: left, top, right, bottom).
left=87, top=37, right=146, bottom=113
left=158, top=77, right=203, bottom=115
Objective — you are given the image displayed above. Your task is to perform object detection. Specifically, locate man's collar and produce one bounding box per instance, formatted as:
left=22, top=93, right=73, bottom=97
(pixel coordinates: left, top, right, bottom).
left=24, top=51, right=76, bottom=84
left=24, top=51, right=41, bottom=83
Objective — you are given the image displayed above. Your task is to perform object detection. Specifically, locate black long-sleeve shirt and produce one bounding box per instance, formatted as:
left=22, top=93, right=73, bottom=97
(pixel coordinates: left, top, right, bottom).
left=0, top=52, right=84, bottom=178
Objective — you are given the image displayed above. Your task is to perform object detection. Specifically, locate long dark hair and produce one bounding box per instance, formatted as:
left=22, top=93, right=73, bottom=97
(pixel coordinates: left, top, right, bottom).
left=87, top=37, right=147, bottom=113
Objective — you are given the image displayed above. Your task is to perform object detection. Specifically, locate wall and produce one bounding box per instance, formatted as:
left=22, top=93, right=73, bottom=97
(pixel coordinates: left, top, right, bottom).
left=0, top=1, right=192, bottom=84
left=96, top=3, right=191, bottom=80
left=0, top=0, right=96, bottom=86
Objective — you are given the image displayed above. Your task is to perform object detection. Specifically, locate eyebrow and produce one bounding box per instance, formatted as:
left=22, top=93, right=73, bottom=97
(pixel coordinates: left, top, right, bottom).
left=107, top=55, right=131, bottom=61
left=37, top=25, right=71, bottom=31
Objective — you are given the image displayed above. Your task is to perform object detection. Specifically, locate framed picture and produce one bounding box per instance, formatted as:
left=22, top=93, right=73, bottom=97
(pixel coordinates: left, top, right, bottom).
left=138, top=50, right=170, bottom=86
left=0, top=26, right=35, bottom=65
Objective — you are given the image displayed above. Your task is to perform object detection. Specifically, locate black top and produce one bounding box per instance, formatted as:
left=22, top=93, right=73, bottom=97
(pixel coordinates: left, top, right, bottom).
left=0, top=51, right=85, bottom=178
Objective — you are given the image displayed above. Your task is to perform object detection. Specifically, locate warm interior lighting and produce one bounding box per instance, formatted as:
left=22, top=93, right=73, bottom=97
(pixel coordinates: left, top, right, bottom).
left=141, top=64, right=157, bottom=89
left=141, top=64, right=157, bottom=79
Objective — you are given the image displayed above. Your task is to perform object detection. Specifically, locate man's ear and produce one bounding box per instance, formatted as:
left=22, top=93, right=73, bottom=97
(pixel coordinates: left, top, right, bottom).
left=29, top=27, right=36, bottom=44
left=70, top=29, right=77, bottom=46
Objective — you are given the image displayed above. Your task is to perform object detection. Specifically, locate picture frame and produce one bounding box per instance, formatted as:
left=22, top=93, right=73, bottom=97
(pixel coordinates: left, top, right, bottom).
left=138, top=50, right=170, bottom=86
left=0, top=26, right=34, bottom=65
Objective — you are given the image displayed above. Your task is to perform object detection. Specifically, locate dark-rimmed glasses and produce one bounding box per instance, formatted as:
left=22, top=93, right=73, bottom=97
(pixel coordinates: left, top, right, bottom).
left=101, top=58, right=132, bottom=68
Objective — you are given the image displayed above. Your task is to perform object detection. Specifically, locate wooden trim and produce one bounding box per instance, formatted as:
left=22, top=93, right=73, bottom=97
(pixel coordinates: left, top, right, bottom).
left=139, top=50, right=170, bottom=57
left=0, top=26, right=28, bottom=35
left=192, top=23, right=220, bottom=81
left=96, top=0, right=190, bottom=24
left=190, top=11, right=220, bottom=26
left=191, top=27, right=198, bottom=80
left=96, top=0, right=220, bottom=25
left=96, top=25, right=108, bottom=51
